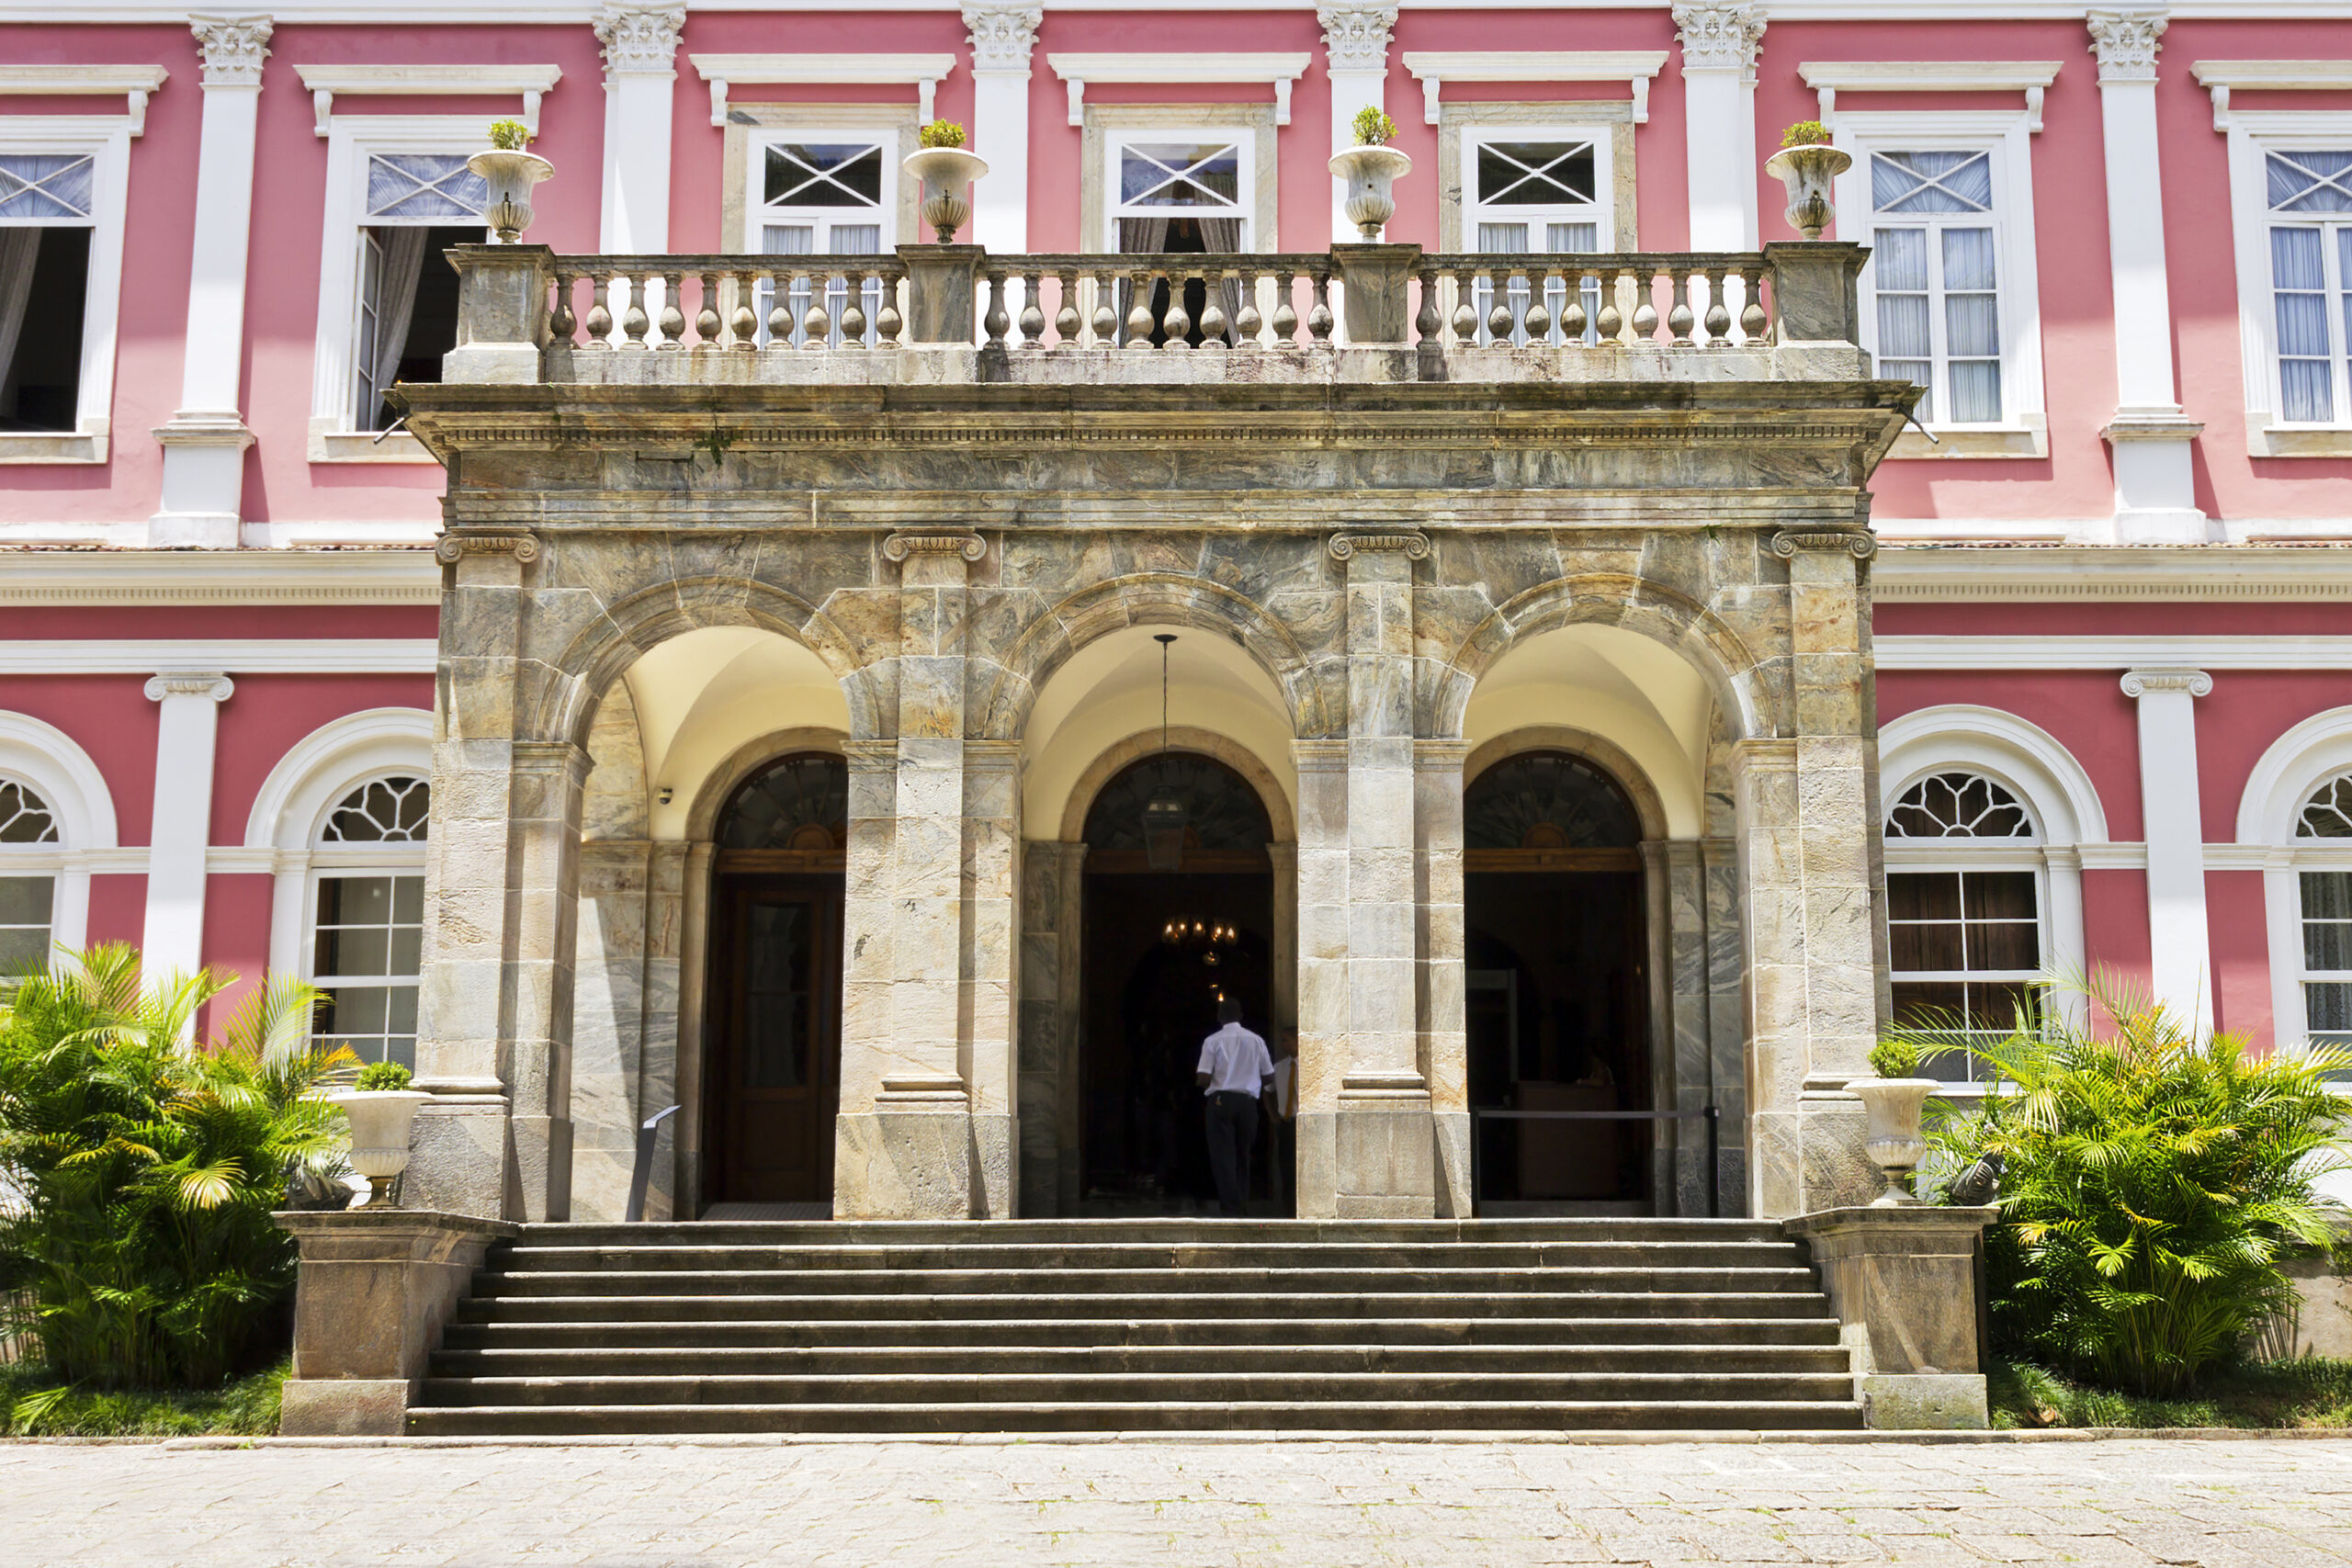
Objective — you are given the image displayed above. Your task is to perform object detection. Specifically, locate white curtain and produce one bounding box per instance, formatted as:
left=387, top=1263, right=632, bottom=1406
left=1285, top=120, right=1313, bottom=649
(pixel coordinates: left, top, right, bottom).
left=1196, top=215, right=1244, bottom=345
left=368, top=227, right=427, bottom=423
left=1114, top=218, right=1172, bottom=344
left=0, top=228, right=40, bottom=415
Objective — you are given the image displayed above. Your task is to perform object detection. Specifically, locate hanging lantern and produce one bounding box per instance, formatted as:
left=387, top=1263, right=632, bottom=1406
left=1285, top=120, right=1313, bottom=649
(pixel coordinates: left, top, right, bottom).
left=1142, top=633, right=1186, bottom=870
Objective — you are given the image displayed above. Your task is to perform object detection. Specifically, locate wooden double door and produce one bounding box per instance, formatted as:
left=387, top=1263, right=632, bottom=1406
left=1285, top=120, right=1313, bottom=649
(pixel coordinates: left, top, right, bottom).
left=707, top=873, right=843, bottom=1205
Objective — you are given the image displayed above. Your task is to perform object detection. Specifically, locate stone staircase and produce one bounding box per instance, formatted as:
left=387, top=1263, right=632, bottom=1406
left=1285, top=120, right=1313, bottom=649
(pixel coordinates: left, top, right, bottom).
left=408, top=1219, right=1864, bottom=1435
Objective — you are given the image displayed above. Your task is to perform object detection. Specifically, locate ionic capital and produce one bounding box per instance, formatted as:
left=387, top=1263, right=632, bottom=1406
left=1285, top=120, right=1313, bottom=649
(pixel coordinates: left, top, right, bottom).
left=1769, top=529, right=1877, bottom=560
left=595, top=3, right=685, bottom=78
left=882, top=528, right=987, bottom=563
left=2087, top=7, right=2166, bottom=84
left=962, top=1, right=1044, bottom=76
left=1317, top=1, right=1398, bottom=76
left=2120, top=667, right=2211, bottom=699
left=1671, top=2, right=1765, bottom=78
left=433, top=532, right=543, bottom=565
left=145, top=671, right=234, bottom=704
left=191, top=15, right=273, bottom=87
left=1328, top=529, right=1430, bottom=561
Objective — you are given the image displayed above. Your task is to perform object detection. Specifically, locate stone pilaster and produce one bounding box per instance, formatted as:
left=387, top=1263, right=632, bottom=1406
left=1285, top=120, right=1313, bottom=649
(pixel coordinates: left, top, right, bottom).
left=1016, top=839, right=1085, bottom=1216
left=964, top=739, right=1022, bottom=1217
left=503, top=739, right=591, bottom=1223
left=1415, top=739, right=1471, bottom=1216
left=1741, top=528, right=1884, bottom=1220
left=671, top=839, right=714, bottom=1217
left=1654, top=838, right=1713, bottom=1215
left=571, top=840, right=652, bottom=1221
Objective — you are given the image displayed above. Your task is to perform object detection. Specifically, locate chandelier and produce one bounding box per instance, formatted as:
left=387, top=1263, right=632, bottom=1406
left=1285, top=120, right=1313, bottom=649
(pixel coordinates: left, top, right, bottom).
left=1142, top=633, right=1188, bottom=871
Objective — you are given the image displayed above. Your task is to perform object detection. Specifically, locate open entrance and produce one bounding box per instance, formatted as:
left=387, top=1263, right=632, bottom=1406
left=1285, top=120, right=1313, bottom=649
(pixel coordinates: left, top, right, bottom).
left=1464, top=751, right=1652, bottom=1213
left=702, top=753, right=845, bottom=1209
left=1080, top=751, right=1280, bottom=1213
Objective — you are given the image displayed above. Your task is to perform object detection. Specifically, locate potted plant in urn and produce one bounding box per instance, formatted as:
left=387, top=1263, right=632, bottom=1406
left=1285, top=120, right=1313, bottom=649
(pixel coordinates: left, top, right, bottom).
left=903, top=119, right=989, bottom=243
left=469, top=118, right=555, bottom=244
left=328, top=1060, right=430, bottom=1208
left=1764, top=120, right=1849, bottom=241
left=1848, top=1036, right=1939, bottom=1207
left=1329, top=107, right=1411, bottom=242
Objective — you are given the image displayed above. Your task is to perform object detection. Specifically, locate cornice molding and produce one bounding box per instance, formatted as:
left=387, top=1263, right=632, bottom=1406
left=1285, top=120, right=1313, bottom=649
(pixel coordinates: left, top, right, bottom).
left=594, top=3, right=685, bottom=79
left=2191, top=59, right=2352, bottom=131
left=1872, top=546, right=2352, bottom=601
left=2086, top=7, right=2167, bottom=85
left=190, top=15, right=273, bottom=88
left=1, top=641, right=435, bottom=676
left=1046, top=52, right=1314, bottom=128
left=0, top=65, right=170, bottom=134
left=1671, top=2, right=1765, bottom=80
left=963, top=3, right=1044, bottom=78
left=1798, top=59, right=2064, bottom=133
left=1401, top=51, right=1667, bottom=126
left=1317, top=1, right=1399, bottom=77
left=1878, top=636, right=2352, bottom=671
left=690, top=53, right=956, bottom=128
left=293, top=63, right=561, bottom=138
left=0, top=549, right=439, bottom=606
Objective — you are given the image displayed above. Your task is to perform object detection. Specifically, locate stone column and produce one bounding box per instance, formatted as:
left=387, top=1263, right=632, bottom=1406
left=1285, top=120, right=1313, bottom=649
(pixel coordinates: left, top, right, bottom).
left=1741, top=529, right=1885, bottom=1220
left=835, top=529, right=987, bottom=1219
left=1267, top=840, right=1298, bottom=1032
left=1655, top=839, right=1713, bottom=1216
left=1703, top=834, right=1747, bottom=1212
left=1017, top=839, right=1086, bottom=1216
left=140, top=671, right=233, bottom=987
left=2088, top=8, right=2205, bottom=543
left=1673, top=3, right=1765, bottom=250
left=151, top=15, right=271, bottom=548
left=1415, top=739, right=1471, bottom=1216
left=965, top=739, right=1022, bottom=1217
left=2123, top=667, right=2214, bottom=1034
left=570, top=840, right=651, bottom=1220
left=670, top=839, right=714, bottom=1217
left=1292, top=738, right=1349, bottom=1218
left=504, top=739, right=590, bottom=1222
left=1331, top=529, right=1436, bottom=1217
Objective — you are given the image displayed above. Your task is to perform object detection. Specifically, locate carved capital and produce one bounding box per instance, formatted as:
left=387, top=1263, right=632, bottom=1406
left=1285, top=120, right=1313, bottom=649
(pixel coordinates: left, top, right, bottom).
left=962, top=1, right=1044, bottom=76
left=882, top=529, right=987, bottom=563
left=1769, top=529, right=1877, bottom=560
left=144, top=671, right=234, bottom=704
left=595, top=3, right=686, bottom=77
left=2087, top=8, right=2166, bottom=84
left=1671, top=2, right=1765, bottom=78
left=1317, top=0, right=1398, bottom=75
left=1329, top=529, right=1430, bottom=561
left=433, top=532, right=544, bottom=565
left=2120, top=667, right=2211, bottom=699
left=190, top=15, right=273, bottom=87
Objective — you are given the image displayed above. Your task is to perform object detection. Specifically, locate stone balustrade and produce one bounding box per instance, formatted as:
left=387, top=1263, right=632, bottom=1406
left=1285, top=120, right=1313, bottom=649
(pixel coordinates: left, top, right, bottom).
left=440, top=240, right=1872, bottom=389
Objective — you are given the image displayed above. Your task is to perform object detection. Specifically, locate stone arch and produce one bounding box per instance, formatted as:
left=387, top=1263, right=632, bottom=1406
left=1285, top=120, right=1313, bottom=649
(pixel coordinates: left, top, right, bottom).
left=1057, top=726, right=1298, bottom=844
left=1464, top=726, right=1671, bottom=844
left=1430, top=573, right=1782, bottom=743
left=977, top=573, right=1335, bottom=743
left=687, top=728, right=853, bottom=843
left=535, top=576, right=885, bottom=749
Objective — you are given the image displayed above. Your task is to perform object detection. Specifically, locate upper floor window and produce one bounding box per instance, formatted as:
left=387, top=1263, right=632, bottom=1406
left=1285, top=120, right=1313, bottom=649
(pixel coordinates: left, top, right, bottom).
left=749, top=134, right=889, bottom=347
left=0, top=774, right=59, bottom=974
left=350, top=154, right=484, bottom=433
left=0, top=153, right=94, bottom=438
left=1465, top=128, right=1612, bottom=346
left=2267, top=150, right=2352, bottom=425
left=311, top=773, right=428, bottom=1067
left=1885, top=771, right=2042, bottom=1082
left=2296, top=772, right=2352, bottom=1068
left=1870, top=151, right=2003, bottom=425
left=1111, top=136, right=1250, bottom=254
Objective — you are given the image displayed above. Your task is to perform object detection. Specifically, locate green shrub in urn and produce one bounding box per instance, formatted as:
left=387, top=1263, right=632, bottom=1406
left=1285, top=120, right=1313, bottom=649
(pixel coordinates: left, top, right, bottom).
left=354, top=1060, right=413, bottom=1092
left=1351, top=107, right=1397, bottom=147
left=920, top=119, right=967, bottom=150
left=1868, top=1035, right=1919, bottom=1080
left=1781, top=119, right=1832, bottom=149
left=488, top=118, right=532, bottom=152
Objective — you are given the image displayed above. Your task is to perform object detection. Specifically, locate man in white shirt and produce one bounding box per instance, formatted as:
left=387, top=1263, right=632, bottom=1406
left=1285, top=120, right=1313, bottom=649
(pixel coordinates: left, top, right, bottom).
left=1194, top=997, right=1275, bottom=1217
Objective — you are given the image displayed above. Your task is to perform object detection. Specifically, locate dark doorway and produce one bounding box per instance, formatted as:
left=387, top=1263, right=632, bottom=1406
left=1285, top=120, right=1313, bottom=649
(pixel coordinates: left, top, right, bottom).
left=704, top=753, right=847, bottom=1207
left=1080, top=752, right=1281, bottom=1213
left=1114, top=216, right=1240, bottom=347
left=1463, top=751, right=1652, bottom=1213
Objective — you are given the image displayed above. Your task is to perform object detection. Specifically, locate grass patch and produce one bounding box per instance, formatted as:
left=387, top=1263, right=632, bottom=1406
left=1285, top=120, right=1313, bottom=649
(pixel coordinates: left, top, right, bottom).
left=2, top=1357, right=287, bottom=1438
left=1989, top=1355, right=2352, bottom=1429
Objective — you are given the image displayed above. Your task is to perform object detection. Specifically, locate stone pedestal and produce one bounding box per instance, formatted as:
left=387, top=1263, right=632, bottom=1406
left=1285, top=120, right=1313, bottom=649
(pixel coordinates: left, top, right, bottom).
left=443, top=243, right=554, bottom=385
left=275, top=1210, right=517, bottom=1436
left=1785, top=1205, right=1995, bottom=1430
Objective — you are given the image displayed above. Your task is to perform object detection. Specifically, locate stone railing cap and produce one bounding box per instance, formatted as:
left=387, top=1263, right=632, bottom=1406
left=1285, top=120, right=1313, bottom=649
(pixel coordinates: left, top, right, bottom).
left=1783, top=1204, right=1996, bottom=1236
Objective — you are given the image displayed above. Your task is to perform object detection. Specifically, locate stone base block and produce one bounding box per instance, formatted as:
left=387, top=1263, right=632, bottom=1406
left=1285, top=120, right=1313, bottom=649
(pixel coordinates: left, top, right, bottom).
left=278, top=1378, right=410, bottom=1437
left=510, top=1111, right=573, bottom=1221
left=1862, top=1373, right=1989, bottom=1430
left=399, top=1098, right=510, bottom=1221
left=835, top=1110, right=974, bottom=1218
left=973, top=1111, right=1016, bottom=1219
left=444, top=343, right=546, bottom=385
left=1433, top=1110, right=1472, bottom=1218
left=1295, top=1111, right=1339, bottom=1219
left=1338, top=1193, right=1436, bottom=1218
left=1334, top=1103, right=1436, bottom=1218
left=1753, top=1102, right=1880, bottom=1218
left=1786, top=1205, right=1996, bottom=1385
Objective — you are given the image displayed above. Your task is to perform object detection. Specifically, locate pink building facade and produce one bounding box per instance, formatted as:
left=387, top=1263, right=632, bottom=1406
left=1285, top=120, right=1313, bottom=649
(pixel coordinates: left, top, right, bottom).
left=3, top=1, right=2349, bottom=1221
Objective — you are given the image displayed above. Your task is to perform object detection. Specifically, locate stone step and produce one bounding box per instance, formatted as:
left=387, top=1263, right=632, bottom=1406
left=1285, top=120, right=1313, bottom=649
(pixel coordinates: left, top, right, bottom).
left=452, top=1290, right=1836, bottom=1325
left=437, top=1314, right=1846, bottom=1350
left=418, top=1369, right=1860, bottom=1408
left=526, top=1219, right=1792, bottom=1248
left=491, top=1241, right=1809, bottom=1273
left=427, top=1343, right=1853, bottom=1378
left=403, top=1398, right=1868, bottom=1436
left=469, top=1266, right=1825, bottom=1299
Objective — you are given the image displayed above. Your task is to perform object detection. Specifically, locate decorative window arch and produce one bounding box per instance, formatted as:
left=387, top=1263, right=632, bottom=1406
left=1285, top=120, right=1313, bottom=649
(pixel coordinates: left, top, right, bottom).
left=0, top=710, right=120, bottom=966
left=0, top=773, right=62, bottom=972
left=2239, top=709, right=2352, bottom=1073
left=1878, top=706, right=2109, bottom=1077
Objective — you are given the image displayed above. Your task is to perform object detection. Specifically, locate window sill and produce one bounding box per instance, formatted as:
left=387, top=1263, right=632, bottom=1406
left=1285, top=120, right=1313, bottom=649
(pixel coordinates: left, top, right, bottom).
left=2250, top=423, right=2352, bottom=459
left=1888, top=420, right=2047, bottom=460
left=311, top=430, right=437, bottom=464
left=0, top=430, right=107, bottom=465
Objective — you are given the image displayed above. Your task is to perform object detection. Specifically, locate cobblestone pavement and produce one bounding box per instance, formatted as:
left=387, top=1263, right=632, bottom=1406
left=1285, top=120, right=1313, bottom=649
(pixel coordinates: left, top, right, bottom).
left=9, top=1436, right=2352, bottom=1566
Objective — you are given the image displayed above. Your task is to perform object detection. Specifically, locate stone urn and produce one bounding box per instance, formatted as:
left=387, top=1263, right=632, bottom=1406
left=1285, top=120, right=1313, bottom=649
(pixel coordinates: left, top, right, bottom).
left=467, top=149, right=555, bottom=244
left=1764, top=143, right=1851, bottom=241
left=328, top=1089, right=430, bottom=1208
left=1329, top=144, right=1413, bottom=242
left=902, top=146, right=989, bottom=243
left=1847, top=1077, right=1939, bottom=1207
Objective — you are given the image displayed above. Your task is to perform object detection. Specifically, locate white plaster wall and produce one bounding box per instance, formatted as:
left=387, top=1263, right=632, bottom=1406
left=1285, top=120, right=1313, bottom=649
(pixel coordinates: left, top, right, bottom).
left=619, top=627, right=852, bottom=840
left=1021, top=626, right=1297, bottom=840
left=1460, top=624, right=1712, bottom=835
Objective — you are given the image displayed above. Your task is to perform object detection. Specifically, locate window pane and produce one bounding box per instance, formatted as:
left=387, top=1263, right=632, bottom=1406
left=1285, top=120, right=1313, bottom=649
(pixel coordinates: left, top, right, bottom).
left=1889, top=872, right=1962, bottom=921
left=1877, top=291, right=1932, bottom=358
left=1120, top=144, right=1239, bottom=208
left=317, top=926, right=390, bottom=978
left=1545, top=222, right=1599, bottom=254
left=1968, top=980, right=2039, bottom=1032
left=1873, top=152, right=1992, bottom=215
left=392, top=875, right=424, bottom=923
left=829, top=224, right=881, bottom=255
left=2308, top=919, right=2352, bottom=972
left=1892, top=980, right=1968, bottom=1023
left=2282, top=356, right=2335, bottom=423
left=1872, top=227, right=1929, bottom=293
left=1966, top=919, right=2041, bottom=972
left=319, top=876, right=392, bottom=924
left=2310, top=981, right=2352, bottom=1032
left=1476, top=141, right=1596, bottom=206
left=0, top=153, right=96, bottom=220
left=2305, top=871, right=2352, bottom=919
left=1946, top=360, right=2002, bottom=423
left=765, top=144, right=883, bottom=209
left=1963, top=871, right=2037, bottom=920
left=2269, top=151, right=2352, bottom=213
left=0, top=926, right=49, bottom=972
left=1941, top=228, right=1998, bottom=294
left=1476, top=222, right=1530, bottom=254
left=321, top=985, right=389, bottom=1034
left=366, top=154, right=487, bottom=221
left=0, top=874, right=54, bottom=924
left=1892, top=919, right=1964, bottom=972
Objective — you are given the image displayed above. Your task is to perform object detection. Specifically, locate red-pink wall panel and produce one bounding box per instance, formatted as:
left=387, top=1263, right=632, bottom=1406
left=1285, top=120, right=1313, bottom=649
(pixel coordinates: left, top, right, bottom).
left=209, top=675, right=435, bottom=846
left=198, top=871, right=276, bottom=1034
left=1875, top=669, right=2143, bottom=840
left=2207, top=867, right=2274, bottom=1050
left=2196, top=672, right=2352, bottom=844
left=2083, top=867, right=2152, bottom=993
left=5, top=677, right=161, bottom=845
left=86, top=873, right=144, bottom=949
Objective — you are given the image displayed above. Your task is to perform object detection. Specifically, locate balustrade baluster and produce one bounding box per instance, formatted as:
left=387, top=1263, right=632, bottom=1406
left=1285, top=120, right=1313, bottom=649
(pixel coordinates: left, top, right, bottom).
left=1486, top=265, right=1514, bottom=344
left=1198, top=265, right=1227, bottom=347
left=1740, top=265, right=1769, bottom=342
left=1091, top=271, right=1118, bottom=346
left=729, top=270, right=757, bottom=348
left=766, top=270, right=793, bottom=345
left=1523, top=266, right=1553, bottom=344
left=1595, top=268, right=1623, bottom=345
left=1703, top=266, right=1732, bottom=346
left=1668, top=267, right=1695, bottom=346
left=689, top=271, right=716, bottom=349
left=1018, top=272, right=1046, bottom=347
left=980, top=269, right=1009, bottom=349
left=583, top=276, right=613, bottom=346
left=1563, top=269, right=1591, bottom=343
left=841, top=269, right=868, bottom=348
left=1272, top=269, right=1298, bottom=344
left=548, top=269, right=578, bottom=344
left=1452, top=268, right=1476, bottom=344
left=657, top=271, right=686, bottom=349
left=1159, top=265, right=1191, bottom=348
left=1125, top=267, right=1155, bottom=348
left=620, top=275, right=650, bottom=348
left=1306, top=267, right=1334, bottom=342
left=1415, top=266, right=1441, bottom=346
left=1055, top=271, right=1082, bottom=348
left=801, top=269, right=831, bottom=348
left=1631, top=266, right=1659, bottom=343
left=876, top=273, right=904, bottom=346
left=1236, top=268, right=1263, bottom=347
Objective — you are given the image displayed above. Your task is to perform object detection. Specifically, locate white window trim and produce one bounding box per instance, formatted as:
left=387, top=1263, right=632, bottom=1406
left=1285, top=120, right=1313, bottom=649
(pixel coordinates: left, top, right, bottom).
left=742, top=127, right=899, bottom=255
left=1402, top=51, right=1666, bottom=128
left=306, top=115, right=489, bottom=466
left=1799, top=60, right=2063, bottom=138
left=2235, top=706, right=2352, bottom=1065
left=1048, top=52, right=1310, bottom=130
left=1461, top=122, right=1618, bottom=253
left=1833, top=109, right=2048, bottom=462
left=1102, top=127, right=1259, bottom=254
left=0, top=709, right=123, bottom=958
left=292, top=64, right=560, bottom=141
left=2213, top=107, right=2352, bottom=457
left=690, top=53, right=953, bottom=130
left=0, top=115, right=134, bottom=467
left=305, top=858, right=425, bottom=1067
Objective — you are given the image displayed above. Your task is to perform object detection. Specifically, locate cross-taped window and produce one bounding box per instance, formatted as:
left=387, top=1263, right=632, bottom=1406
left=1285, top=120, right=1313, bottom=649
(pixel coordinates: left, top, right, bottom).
left=0, top=153, right=94, bottom=434
left=1885, top=771, right=2041, bottom=1081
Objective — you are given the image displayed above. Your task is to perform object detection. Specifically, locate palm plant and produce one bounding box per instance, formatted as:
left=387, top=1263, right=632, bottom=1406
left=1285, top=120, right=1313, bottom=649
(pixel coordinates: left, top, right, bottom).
left=1916, top=973, right=2350, bottom=1397
left=0, top=947, right=353, bottom=1389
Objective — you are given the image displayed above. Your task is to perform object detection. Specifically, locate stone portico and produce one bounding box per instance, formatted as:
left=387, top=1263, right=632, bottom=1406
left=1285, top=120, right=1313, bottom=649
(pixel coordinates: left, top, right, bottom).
left=395, top=240, right=1912, bottom=1225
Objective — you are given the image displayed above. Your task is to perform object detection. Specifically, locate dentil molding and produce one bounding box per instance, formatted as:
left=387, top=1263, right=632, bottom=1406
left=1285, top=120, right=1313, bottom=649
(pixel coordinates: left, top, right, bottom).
left=2087, top=8, right=2166, bottom=84
left=1317, top=1, right=1398, bottom=76
left=190, top=15, right=273, bottom=88
left=962, top=1, right=1044, bottom=77
left=595, top=4, right=685, bottom=78
left=1671, top=2, right=1765, bottom=79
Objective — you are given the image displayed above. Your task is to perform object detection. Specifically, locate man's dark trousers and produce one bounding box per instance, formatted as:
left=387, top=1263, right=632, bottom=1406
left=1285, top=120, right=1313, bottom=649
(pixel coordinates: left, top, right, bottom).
left=1205, top=1089, right=1259, bottom=1216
